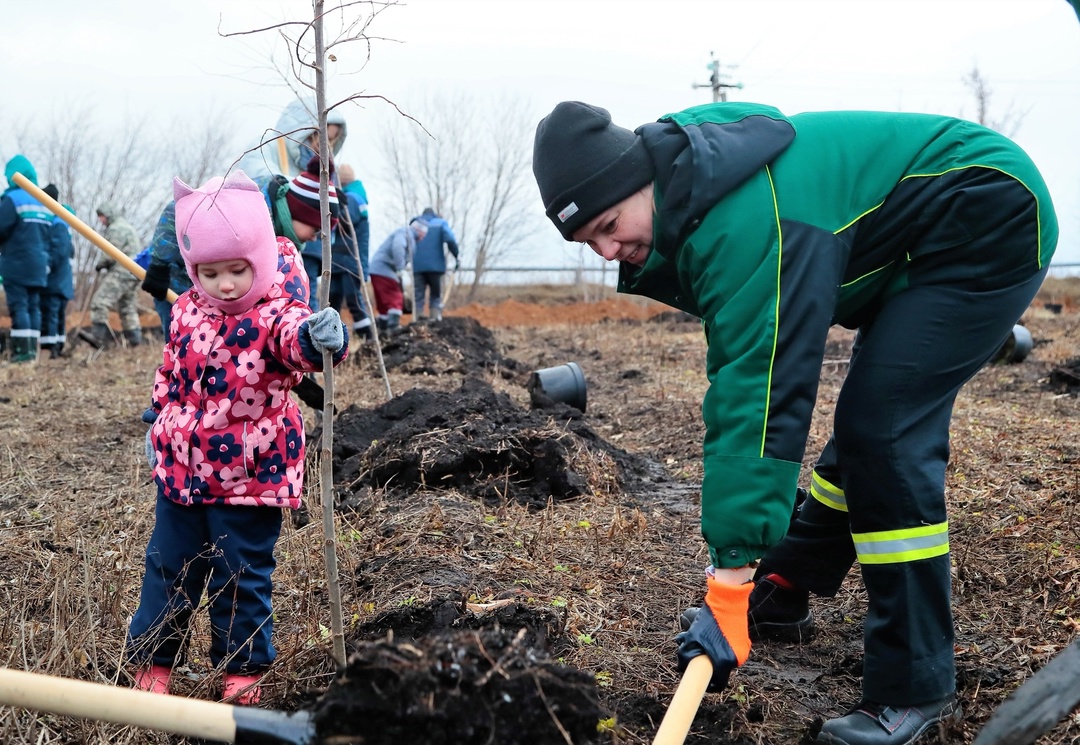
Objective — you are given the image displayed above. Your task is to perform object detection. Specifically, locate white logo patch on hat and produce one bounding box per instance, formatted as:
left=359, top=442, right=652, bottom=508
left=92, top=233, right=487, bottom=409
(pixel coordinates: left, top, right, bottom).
left=557, top=202, right=579, bottom=223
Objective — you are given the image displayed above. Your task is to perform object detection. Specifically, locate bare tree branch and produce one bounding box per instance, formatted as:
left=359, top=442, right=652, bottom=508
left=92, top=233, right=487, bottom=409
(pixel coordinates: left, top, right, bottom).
left=962, top=65, right=1030, bottom=138
left=378, top=92, right=540, bottom=298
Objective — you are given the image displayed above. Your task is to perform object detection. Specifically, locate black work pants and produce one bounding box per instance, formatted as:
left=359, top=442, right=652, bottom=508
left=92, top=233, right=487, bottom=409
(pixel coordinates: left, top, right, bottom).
left=758, top=172, right=1051, bottom=705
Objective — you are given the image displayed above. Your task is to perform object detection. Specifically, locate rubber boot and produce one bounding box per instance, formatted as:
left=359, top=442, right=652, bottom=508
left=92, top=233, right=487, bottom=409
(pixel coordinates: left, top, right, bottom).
left=223, top=673, right=262, bottom=705
left=10, top=336, right=33, bottom=363
left=133, top=664, right=171, bottom=695
left=123, top=328, right=143, bottom=347
left=385, top=312, right=403, bottom=337
left=432, top=307, right=443, bottom=322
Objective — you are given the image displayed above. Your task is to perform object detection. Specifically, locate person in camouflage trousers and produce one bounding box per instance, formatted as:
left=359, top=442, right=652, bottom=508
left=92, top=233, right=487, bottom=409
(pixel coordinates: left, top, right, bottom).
left=84, top=201, right=143, bottom=348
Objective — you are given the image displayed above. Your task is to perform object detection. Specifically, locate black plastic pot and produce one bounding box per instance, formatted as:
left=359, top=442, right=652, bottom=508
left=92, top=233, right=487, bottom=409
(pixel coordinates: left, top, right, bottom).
left=993, top=324, right=1034, bottom=364
left=528, top=361, right=587, bottom=412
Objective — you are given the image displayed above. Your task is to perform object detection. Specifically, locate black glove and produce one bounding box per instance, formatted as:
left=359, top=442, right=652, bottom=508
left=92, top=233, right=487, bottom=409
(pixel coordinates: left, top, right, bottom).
left=454, top=259, right=460, bottom=271
left=142, top=261, right=172, bottom=301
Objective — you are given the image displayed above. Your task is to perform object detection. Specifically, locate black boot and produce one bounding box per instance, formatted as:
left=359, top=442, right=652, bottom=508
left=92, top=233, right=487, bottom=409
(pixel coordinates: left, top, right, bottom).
left=385, top=313, right=404, bottom=337
left=816, top=696, right=960, bottom=745
left=78, top=322, right=112, bottom=349
left=123, top=328, right=143, bottom=347
left=354, top=323, right=375, bottom=344
left=748, top=575, right=814, bottom=642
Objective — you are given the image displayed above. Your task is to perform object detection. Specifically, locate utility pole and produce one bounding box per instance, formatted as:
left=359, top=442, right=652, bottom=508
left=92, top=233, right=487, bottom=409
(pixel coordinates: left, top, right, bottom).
left=692, top=51, right=743, bottom=102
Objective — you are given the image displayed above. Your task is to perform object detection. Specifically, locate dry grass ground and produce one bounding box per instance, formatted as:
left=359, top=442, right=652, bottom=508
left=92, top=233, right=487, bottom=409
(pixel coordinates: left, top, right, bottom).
left=0, top=279, right=1077, bottom=743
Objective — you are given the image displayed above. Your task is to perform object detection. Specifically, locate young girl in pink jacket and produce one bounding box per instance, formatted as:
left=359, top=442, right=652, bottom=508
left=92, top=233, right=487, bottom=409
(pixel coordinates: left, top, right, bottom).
left=127, top=170, right=347, bottom=704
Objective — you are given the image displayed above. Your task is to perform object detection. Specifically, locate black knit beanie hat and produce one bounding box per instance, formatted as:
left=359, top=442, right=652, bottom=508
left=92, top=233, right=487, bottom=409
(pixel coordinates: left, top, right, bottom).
left=533, top=101, right=654, bottom=241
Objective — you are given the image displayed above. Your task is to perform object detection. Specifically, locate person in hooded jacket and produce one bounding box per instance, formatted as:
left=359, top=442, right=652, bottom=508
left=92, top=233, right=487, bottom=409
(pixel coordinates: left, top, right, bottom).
left=369, top=218, right=428, bottom=334
left=410, top=206, right=459, bottom=322
left=532, top=100, right=1057, bottom=745
left=0, top=155, right=51, bottom=362
left=84, top=200, right=143, bottom=348
left=39, top=184, right=75, bottom=358
left=327, top=164, right=373, bottom=343
left=236, top=97, right=348, bottom=308
left=127, top=169, right=348, bottom=706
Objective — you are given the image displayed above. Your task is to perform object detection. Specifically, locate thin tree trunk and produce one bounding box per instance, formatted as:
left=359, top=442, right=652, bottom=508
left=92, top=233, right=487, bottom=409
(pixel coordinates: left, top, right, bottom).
left=313, top=1, right=347, bottom=669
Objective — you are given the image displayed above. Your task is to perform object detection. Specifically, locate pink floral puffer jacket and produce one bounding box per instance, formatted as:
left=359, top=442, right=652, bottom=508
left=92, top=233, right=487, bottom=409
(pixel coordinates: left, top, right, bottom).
left=148, top=237, right=345, bottom=508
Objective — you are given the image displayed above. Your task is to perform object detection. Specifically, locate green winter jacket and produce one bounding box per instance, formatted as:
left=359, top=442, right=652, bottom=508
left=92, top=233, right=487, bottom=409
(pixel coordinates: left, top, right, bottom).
left=618, top=103, right=1056, bottom=568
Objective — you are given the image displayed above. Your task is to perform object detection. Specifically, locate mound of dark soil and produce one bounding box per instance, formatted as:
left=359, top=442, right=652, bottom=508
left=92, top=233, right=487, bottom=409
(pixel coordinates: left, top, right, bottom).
left=312, top=624, right=607, bottom=745
left=380, top=317, right=519, bottom=377
left=1045, top=356, right=1080, bottom=393
left=352, top=593, right=563, bottom=651
left=332, top=377, right=678, bottom=507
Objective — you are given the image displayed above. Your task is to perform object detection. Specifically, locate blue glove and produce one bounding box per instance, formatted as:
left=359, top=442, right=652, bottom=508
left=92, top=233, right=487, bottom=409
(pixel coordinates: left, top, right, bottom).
left=303, top=308, right=344, bottom=353
left=145, top=428, right=157, bottom=470
left=675, top=569, right=754, bottom=692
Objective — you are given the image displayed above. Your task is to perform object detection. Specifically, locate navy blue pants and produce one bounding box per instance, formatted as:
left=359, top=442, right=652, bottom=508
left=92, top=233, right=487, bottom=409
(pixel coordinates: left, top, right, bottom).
left=413, top=271, right=444, bottom=316
left=328, top=271, right=369, bottom=325
left=4, top=281, right=42, bottom=336
left=126, top=490, right=283, bottom=674
left=40, top=291, right=69, bottom=348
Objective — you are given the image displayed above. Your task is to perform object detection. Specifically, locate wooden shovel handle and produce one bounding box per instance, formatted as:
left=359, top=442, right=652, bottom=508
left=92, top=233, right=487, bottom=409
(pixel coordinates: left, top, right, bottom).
left=0, top=668, right=236, bottom=742
left=652, top=655, right=713, bottom=745
left=10, top=173, right=178, bottom=303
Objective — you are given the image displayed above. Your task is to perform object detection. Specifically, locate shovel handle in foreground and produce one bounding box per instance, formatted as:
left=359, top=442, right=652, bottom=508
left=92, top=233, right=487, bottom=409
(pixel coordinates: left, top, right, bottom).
left=10, top=173, right=179, bottom=304
left=973, top=638, right=1080, bottom=745
left=652, top=655, right=713, bottom=745
left=0, top=667, right=316, bottom=745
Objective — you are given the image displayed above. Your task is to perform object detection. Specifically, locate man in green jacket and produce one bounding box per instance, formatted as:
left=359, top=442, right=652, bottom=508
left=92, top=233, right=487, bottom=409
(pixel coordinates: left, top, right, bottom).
left=533, top=101, right=1056, bottom=745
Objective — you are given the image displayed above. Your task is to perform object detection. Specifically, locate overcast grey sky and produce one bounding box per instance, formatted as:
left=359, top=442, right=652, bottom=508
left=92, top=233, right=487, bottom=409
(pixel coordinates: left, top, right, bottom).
left=3, top=0, right=1078, bottom=268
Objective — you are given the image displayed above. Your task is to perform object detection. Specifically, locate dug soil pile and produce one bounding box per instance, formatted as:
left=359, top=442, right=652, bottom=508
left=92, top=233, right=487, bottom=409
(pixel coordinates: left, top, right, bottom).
left=331, top=317, right=683, bottom=509
left=315, top=614, right=607, bottom=745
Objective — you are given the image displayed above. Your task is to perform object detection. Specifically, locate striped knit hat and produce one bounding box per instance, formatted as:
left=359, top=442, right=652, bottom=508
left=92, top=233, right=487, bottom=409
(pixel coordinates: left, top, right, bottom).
left=286, top=155, right=340, bottom=230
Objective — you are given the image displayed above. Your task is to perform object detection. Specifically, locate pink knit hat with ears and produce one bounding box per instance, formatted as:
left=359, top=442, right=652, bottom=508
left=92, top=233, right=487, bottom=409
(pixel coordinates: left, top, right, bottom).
left=174, top=170, right=278, bottom=314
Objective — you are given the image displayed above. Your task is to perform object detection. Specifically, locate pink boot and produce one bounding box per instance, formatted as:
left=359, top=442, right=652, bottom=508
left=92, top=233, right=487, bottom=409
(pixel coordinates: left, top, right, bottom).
left=133, top=664, right=171, bottom=695
left=223, top=673, right=262, bottom=705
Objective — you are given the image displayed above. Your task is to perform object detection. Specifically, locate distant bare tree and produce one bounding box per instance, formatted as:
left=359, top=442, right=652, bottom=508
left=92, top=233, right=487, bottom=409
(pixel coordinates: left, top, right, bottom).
left=379, top=92, right=540, bottom=300
left=1, top=105, right=236, bottom=307
left=962, top=65, right=1029, bottom=137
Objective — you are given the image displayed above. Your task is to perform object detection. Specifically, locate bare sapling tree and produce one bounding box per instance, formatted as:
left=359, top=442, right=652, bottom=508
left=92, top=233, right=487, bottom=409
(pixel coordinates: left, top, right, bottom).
left=221, top=0, right=403, bottom=669
left=379, top=92, right=540, bottom=301
left=1, top=105, right=236, bottom=310
left=962, top=65, right=1029, bottom=137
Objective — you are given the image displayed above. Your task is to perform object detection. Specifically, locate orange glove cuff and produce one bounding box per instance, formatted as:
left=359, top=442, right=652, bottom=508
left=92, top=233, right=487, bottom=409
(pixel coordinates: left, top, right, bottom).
left=704, top=575, right=753, bottom=665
